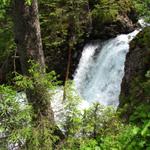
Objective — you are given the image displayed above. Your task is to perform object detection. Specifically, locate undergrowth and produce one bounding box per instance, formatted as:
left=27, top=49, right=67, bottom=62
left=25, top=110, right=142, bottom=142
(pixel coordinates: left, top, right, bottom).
left=0, top=64, right=150, bottom=149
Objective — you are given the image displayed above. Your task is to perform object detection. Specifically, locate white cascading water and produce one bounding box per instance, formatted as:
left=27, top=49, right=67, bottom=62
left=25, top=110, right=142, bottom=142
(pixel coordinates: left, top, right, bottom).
left=74, top=30, right=140, bottom=107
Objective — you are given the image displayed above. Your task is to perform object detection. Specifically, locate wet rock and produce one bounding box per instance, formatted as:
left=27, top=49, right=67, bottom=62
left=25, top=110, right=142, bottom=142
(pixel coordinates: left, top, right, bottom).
left=119, top=27, right=150, bottom=117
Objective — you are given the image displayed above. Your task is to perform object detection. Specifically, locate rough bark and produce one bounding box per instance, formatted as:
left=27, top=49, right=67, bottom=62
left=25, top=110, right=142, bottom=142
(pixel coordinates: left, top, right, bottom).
left=13, top=0, right=45, bottom=74
left=13, top=0, right=54, bottom=123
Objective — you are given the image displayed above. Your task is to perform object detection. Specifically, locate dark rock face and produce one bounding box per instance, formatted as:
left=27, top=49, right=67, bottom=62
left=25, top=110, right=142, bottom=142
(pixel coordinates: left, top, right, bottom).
left=91, top=12, right=138, bottom=40
left=119, top=27, right=150, bottom=116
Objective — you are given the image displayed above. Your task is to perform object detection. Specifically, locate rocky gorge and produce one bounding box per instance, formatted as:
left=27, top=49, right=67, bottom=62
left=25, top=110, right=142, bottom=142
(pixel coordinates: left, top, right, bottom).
left=41, top=0, right=139, bottom=81
left=119, top=26, right=150, bottom=118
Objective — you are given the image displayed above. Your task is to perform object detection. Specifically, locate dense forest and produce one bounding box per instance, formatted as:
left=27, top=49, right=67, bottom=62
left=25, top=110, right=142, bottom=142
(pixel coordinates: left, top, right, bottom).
left=0, top=0, right=150, bottom=149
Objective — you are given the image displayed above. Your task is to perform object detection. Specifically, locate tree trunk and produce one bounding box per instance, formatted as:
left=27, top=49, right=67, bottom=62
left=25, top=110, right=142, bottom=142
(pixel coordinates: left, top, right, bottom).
left=12, top=0, right=55, bottom=124
left=63, top=42, right=72, bottom=101
left=13, top=0, right=45, bottom=74
left=63, top=14, right=75, bottom=101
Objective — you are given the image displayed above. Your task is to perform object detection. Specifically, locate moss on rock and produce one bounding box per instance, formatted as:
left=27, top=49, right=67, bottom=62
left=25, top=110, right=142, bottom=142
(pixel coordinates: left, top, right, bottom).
left=91, top=0, right=138, bottom=39
left=119, top=27, right=150, bottom=119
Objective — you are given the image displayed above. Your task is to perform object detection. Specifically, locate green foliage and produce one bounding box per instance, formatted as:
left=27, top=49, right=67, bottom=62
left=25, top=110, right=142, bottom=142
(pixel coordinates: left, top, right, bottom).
left=100, top=71, right=150, bottom=149
left=0, top=4, right=15, bottom=69
left=0, top=85, right=58, bottom=149
left=0, top=24, right=14, bottom=62
left=61, top=93, right=124, bottom=150
left=92, top=0, right=133, bottom=23
left=0, top=62, right=61, bottom=149
left=0, top=85, right=32, bottom=149
left=63, top=81, right=82, bottom=137
left=1, top=70, right=150, bottom=149
left=13, top=60, right=61, bottom=91
left=133, top=0, right=150, bottom=22
left=39, top=0, right=90, bottom=68
left=132, top=27, right=150, bottom=48
left=59, top=71, right=150, bottom=149
left=92, top=0, right=118, bottom=23
left=0, top=0, right=9, bottom=5
left=101, top=105, right=150, bottom=149
left=25, top=0, right=32, bottom=5
left=25, top=119, right=58, bottom=150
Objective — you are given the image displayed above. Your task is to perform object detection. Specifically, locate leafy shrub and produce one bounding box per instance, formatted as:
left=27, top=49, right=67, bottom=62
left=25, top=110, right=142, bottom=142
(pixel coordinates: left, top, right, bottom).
left=1, top=64, right=150, bottom=149
left=133, top=0, right=150, bottom=22
left=0, top=85, right=32, bottom=149
left=0, top=62, right=60, bottom=149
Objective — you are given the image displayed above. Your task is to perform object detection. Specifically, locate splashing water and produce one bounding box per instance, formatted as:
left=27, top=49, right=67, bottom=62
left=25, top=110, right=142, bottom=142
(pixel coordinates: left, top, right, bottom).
left=74, top=30, right=140, bottom=107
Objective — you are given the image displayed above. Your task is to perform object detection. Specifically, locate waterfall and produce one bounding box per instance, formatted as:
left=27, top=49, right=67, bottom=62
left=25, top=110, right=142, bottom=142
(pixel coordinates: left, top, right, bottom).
left=74, top=30, right=140, bottom=107
left=138, top=19, right=150, bottom=28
